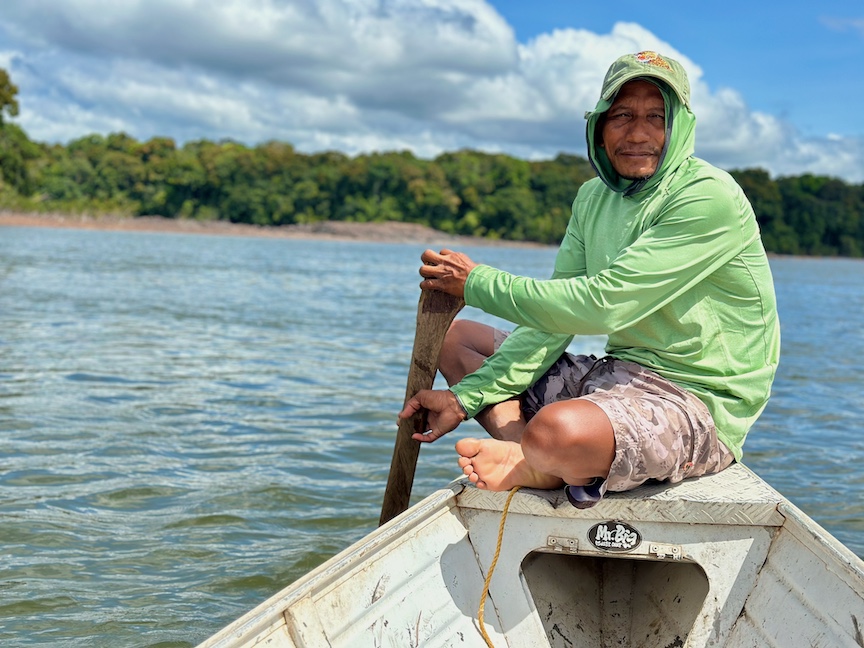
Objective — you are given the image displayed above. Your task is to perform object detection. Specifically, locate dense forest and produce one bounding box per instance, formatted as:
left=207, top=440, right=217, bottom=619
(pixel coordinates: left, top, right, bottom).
left=0, top=69, right=862, bottom=256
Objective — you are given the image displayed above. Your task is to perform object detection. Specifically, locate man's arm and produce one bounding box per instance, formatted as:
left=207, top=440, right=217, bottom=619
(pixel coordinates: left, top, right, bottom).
left=415, top=207, right=589, bottom=421
left=464, top=184, right=751, bottom=336
left=404, top=206, right=588, bottom=434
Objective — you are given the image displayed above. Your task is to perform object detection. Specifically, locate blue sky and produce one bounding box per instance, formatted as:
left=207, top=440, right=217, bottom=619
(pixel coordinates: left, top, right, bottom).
left=0, top=0, right=862, bottom=182
left=492, top=0, right=862, bottom=138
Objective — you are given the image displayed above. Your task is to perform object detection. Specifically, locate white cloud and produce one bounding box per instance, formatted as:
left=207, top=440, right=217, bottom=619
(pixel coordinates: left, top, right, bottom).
left=821, top=16, right=864, bottom=37
left=0, top=49, right=20, bottom=71
left=0, top=0, right=861, bottom=182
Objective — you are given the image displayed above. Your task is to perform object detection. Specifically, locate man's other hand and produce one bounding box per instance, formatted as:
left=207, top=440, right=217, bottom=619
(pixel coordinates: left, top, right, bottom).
left=399, top=389, right=468, bottom=442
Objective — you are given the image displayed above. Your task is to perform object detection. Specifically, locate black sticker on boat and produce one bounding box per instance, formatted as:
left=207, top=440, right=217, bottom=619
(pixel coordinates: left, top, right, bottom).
left=587, top=521, right=642, bottom=552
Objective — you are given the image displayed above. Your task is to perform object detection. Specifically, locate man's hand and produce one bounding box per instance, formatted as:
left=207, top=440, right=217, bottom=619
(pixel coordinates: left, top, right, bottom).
left=399, top=389, right=468, bottom=443
left=419, top=249, right=478, bottom=298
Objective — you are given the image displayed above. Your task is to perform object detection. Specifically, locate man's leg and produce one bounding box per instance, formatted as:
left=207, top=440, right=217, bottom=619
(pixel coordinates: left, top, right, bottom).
left=456, top=398, right=615, bottom=491
left=439, top=319, right=526, bottom=442
left=443, top=320, right=615, bottom=490
left=456, top=358, right=734, bottom=495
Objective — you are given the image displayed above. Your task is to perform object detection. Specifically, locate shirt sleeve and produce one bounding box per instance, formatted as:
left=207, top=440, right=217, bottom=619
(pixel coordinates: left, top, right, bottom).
left=463, top=179, right=755, bottom=336
left=449, top=326, right=573, bottom=417
left=449, top=210, right=586, bottom=418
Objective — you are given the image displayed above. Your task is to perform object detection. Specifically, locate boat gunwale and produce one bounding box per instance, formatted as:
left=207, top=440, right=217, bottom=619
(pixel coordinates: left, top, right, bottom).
left=196, top=482, right=466, bottom=648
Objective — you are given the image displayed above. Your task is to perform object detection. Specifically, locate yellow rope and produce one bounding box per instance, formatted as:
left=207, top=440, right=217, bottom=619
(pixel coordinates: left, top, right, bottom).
left=477, top=485, right=521, bottom=648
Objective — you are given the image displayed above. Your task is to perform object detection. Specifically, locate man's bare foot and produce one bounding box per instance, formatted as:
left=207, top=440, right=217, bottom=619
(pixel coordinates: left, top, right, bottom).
left=455, top=437, right=564, bottom=491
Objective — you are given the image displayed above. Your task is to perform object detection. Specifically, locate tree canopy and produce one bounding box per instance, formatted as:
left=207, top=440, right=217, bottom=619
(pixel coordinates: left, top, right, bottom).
left=0, top=69, right=19, bottom=126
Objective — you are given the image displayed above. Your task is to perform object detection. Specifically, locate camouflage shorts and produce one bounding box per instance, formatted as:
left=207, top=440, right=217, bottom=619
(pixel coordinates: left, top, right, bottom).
left=494, top=331, right=734, bottom=503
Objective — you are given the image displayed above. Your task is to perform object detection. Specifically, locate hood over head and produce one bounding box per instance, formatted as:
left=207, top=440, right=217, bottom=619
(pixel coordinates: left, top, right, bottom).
left=585, top=51, right=696, bottom=195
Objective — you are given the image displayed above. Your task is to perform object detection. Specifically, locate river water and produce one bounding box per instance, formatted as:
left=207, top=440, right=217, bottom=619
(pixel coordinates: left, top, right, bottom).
left=1, top=226, right=862, bottom=647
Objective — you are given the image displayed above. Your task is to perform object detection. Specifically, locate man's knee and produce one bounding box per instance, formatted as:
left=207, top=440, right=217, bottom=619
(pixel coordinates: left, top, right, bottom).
left=521, top=402, right=573, bottom=454
left=522, top=399, right=615, bottom=480
left=442, top=319, right=473, bottom=350
left=439, top=319, right=496, bottom=385
left=439, top=319, right=470, bottom=381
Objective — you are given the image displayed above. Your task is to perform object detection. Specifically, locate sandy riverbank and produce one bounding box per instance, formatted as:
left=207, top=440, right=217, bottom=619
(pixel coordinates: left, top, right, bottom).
left=0, top=212, right=548, bottom=248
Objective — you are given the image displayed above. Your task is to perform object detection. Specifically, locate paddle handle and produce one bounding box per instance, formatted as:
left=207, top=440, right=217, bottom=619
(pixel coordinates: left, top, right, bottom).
left=379, top=289, right=464, bottom=526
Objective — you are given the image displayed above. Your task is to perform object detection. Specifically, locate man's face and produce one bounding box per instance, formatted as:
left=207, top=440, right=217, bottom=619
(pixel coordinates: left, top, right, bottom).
left=600, top=80, right=666, bottom=180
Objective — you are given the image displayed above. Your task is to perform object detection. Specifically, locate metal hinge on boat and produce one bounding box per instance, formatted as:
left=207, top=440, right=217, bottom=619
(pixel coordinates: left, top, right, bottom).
left=547, top=536, right=579, bottom=553
left=649, top=542, right=683, bottom=560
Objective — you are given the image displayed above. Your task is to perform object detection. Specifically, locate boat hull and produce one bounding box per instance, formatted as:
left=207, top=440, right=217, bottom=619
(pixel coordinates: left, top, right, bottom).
left=197, top=464, right=864, bottom=647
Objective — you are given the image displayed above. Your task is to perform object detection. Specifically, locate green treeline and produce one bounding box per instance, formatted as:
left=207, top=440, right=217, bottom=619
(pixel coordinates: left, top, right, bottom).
left=0, top=71, right=862, bottom=254
left=0, top=130, right=595, bottom=244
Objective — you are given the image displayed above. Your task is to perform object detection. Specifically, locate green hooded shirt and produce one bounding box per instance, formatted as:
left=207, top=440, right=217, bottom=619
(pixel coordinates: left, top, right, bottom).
left=450, top=51, right=780, bottom=461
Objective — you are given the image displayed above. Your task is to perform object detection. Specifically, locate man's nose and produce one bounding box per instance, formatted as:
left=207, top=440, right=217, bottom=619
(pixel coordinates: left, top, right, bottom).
left=625, top=118, right=652, bottom=141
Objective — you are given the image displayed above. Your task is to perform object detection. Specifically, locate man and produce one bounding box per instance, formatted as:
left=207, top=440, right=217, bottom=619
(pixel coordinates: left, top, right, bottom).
left=398, top=51, right=780, bottom=506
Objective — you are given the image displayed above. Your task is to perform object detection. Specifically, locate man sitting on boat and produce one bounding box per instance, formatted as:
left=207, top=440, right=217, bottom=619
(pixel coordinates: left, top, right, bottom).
left=398, top=51, right=781, bottom=507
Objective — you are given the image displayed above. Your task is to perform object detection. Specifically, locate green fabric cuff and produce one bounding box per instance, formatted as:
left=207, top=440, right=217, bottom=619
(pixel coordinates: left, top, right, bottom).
left=464, top=264, right=498, bottom=311
left=449, top=384, right=484, bottom=419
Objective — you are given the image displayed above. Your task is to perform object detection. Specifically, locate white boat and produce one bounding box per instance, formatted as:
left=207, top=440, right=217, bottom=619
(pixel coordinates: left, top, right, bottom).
left=197, top=463, right=864, bottom=647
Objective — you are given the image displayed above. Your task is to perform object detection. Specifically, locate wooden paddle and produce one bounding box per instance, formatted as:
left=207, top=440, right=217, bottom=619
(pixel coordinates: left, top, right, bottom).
left=379, top=289, right=464, bottom=526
